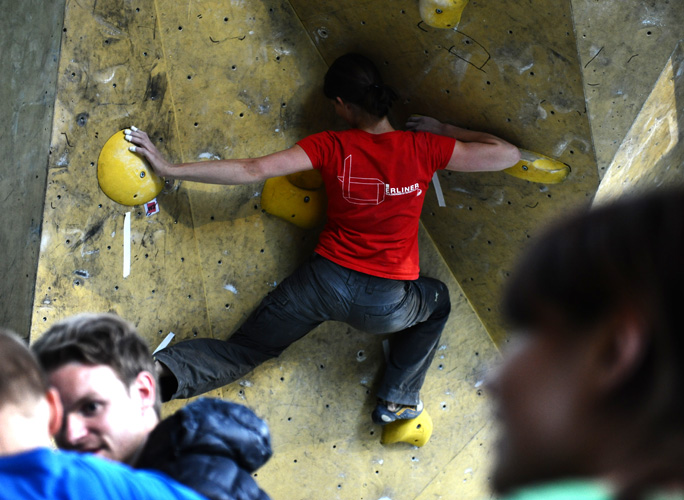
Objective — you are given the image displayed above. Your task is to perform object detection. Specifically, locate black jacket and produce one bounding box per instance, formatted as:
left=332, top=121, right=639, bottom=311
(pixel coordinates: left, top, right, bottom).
left=136, top=398, right=272, bottom=500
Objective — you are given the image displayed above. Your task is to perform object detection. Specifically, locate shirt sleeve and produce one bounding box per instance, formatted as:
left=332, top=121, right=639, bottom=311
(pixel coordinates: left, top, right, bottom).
left=296, top=131, right=336, bottom=170
left=422, top=132, right=457, bottom=171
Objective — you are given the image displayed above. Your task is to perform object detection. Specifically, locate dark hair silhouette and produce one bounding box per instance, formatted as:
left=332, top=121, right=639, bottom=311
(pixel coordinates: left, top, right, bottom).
left=323, top=53, right=398, bottom=118
left=503, top=188, right=684, bottom=500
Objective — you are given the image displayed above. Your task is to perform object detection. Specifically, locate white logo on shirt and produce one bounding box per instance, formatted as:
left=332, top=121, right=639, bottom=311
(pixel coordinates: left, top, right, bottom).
left=337, top=154, right=422, bottom=206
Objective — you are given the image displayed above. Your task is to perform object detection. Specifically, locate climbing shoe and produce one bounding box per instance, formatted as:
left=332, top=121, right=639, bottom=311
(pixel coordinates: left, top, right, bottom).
left=372, top=399, right=424, bottom=424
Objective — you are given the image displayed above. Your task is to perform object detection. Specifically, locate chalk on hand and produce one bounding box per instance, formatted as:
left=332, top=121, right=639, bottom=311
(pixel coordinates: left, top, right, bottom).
left=124, top=129, right=131, bottom=135
left=131, top=125, right=138, bottom=131
left=129, top=146, right=137, bottom=152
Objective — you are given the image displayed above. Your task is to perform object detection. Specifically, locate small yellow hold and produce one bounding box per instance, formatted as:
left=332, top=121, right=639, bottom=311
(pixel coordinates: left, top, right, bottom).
left=381, top=409, right=433, bottom=447
left=97, top=130, right=163, bottom=205
left=504, top=149, right=571, bottom=184
left=261, top=174, right=327, bottom=229
left=419, top=0, right=469, bottom=29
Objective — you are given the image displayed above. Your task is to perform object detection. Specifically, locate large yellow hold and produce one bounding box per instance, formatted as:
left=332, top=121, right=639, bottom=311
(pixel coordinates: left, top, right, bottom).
left=261, top=170, right=327, bottom=229
left=381, top=409, right=434, bottom=447
left=504, top=149, right=571, bottom=184
left=97, top=130, right=164, bottom=206
left=419, top=0, right=469, bottom=29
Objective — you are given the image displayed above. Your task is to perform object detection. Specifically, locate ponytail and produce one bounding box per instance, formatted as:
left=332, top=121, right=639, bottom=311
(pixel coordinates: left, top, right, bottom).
left=365, top=82, right=399, bottom=117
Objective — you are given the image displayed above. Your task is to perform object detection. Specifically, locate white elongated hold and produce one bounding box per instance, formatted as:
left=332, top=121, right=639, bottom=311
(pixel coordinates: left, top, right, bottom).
left=153, top=332, right=175, bottom=354
left=123, top=212, right=131, bottom=278
left=432, top=172, right=446, bottom=207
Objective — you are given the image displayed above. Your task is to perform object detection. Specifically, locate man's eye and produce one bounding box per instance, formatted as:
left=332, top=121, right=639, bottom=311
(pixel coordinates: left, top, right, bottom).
left=80, top=401, right=102, bottom=416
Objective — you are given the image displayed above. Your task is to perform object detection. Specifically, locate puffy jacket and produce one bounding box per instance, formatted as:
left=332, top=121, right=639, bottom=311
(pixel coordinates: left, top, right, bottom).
left=136, top=398, right=272, bottom=500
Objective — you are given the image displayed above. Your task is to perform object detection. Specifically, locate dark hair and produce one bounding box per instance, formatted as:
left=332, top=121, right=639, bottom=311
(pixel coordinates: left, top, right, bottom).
left=0, top=328, right=49, bottom=408
left=32, top=313, right=161, bottom=416
left=502, top=188, right=684, bottom=499
left=323, top=53, right=398, bottom=118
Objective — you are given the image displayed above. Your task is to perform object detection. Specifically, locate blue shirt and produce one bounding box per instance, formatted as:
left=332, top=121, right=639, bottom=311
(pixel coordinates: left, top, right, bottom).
left=0, top=447, right=208, bottom=500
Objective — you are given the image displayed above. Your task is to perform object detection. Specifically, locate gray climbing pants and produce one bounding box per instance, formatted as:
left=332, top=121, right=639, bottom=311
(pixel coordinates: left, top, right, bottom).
left=155, top=253, right=451, bottom=406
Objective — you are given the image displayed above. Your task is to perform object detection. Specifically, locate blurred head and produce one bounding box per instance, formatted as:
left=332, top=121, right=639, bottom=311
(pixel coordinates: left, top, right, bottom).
left=490, top=189, right=684, bottom=497
left=0, top=328, right=61, bottom=455
left=32, top=313, right=159, bottom=464
left=323, top=53, right=398, bottom=119
left=1, top=329, right=49, bottom=408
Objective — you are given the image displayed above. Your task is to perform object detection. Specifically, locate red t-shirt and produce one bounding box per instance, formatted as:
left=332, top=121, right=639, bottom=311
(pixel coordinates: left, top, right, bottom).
left=297, top=129, right=456, bottom=280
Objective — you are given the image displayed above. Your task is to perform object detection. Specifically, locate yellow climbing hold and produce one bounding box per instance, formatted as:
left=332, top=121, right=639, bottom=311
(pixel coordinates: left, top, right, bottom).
left=419, top=0, right=469, bottom=29
left=286, top=169, right=324, bottom=190
left=504, top=149, right=571, bottom=184
left=381, top=409, right=433, bottom=447
left=261, top=173, right=327, bottom=229
left=97, top=130, right=164, bottom=206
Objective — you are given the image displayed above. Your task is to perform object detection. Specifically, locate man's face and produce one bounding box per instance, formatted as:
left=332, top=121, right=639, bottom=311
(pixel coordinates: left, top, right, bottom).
left=487, top=330, right=596, bottom=494
left=48, top=362, right=155, bottom=464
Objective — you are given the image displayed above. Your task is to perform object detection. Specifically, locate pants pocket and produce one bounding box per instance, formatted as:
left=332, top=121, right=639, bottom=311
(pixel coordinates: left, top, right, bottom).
left=360, top=291, right=414, bottom=334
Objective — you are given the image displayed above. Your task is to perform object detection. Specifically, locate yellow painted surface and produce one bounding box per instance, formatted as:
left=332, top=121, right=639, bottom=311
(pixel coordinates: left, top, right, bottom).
left=594, top=41, right=684, bottom=206
left=97, top=130, right=164, bottom=205
left=28, top=0, right=605, bottom=498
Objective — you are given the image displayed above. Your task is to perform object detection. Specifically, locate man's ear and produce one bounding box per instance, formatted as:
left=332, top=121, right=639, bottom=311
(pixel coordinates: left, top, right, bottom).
left=593, top=311, right=649, bottom=392
left=45, top=388, right=63, bottom=438
left=131, top=371, right=157, bottom=413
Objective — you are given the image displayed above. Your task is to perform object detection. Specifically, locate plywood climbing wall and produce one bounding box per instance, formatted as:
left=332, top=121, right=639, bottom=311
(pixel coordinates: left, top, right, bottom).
left=30, top=0, right=601, bottom=498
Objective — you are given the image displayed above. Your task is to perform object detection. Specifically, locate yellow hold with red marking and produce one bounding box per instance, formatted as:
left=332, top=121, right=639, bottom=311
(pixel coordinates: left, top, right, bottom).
left=97, top=130, right=164, bottom=206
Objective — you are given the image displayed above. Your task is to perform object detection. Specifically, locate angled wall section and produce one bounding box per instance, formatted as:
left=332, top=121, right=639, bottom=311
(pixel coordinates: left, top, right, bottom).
left=572, top=1, right=684, bottom=174
left=594, top=40, right=684, bottom=205
left=31, top=0, right=212, bottom=352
